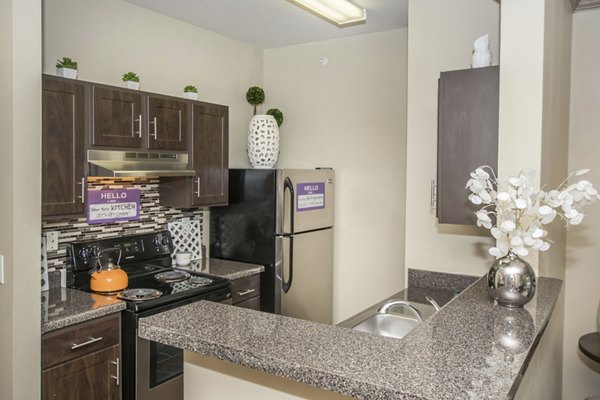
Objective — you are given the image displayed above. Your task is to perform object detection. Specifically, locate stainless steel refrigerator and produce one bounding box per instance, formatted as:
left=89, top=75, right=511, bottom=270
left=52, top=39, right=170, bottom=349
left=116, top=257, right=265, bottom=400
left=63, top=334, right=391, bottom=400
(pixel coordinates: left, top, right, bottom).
left=210, top=169, right=334, bottom=324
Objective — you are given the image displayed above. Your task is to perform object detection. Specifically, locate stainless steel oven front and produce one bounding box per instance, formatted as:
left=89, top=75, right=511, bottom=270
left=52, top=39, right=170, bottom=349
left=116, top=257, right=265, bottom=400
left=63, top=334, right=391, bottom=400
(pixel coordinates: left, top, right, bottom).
left=122, top=286, right=231, bottom=400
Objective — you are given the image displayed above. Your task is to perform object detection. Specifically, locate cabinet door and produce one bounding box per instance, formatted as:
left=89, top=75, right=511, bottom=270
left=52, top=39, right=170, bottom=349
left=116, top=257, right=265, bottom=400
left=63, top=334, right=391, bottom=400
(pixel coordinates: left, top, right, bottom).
left=147, top=96, right=188, bottom=151
left=42, top=77, right=86, bottom=217
left=192, top=103, right=229, bottom=206
left=92, top=86, right=143, bottom=148
left=42, top=345, right=120, bottom=400
left=437, top=66, right=499, bottom=225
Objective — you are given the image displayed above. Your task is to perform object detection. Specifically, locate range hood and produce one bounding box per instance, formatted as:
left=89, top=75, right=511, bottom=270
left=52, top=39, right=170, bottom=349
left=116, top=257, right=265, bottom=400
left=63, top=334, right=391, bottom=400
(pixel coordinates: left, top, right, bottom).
left=88, top=150, right=196, bottom=177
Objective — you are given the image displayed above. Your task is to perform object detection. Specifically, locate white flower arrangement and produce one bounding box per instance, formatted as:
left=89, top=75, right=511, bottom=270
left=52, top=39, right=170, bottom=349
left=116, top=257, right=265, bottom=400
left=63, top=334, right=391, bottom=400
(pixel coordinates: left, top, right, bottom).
left=467, top=166, right=600, bottom=258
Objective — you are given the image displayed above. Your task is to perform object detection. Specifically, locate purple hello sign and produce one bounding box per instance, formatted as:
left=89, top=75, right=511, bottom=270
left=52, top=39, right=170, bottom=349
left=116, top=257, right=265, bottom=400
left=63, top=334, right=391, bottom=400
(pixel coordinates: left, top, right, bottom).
left=87, top=189, right=140, bottom=224
left=296, top=182, right=325, bottom=212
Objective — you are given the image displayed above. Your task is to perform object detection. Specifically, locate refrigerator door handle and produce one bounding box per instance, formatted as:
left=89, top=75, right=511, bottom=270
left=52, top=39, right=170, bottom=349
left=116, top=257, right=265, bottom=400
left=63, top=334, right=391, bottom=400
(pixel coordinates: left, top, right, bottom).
left=283, top=177, right=295, bottom=235
left=282, top=177, right=295, bottom=293
left=282, top=235, right=294, bottom=293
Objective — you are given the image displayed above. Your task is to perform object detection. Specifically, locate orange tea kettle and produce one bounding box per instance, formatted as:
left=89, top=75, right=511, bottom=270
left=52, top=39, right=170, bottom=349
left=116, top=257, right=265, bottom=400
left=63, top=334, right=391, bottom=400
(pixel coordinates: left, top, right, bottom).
left=89, top=248, right=128, bottom=293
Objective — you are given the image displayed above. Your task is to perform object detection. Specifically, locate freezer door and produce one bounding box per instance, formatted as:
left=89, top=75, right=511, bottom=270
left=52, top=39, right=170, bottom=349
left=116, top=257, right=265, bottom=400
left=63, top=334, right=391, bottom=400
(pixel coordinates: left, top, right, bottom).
left=277, top=169, right=334, bottom=235
left=279, top=228, right=333, bottom=324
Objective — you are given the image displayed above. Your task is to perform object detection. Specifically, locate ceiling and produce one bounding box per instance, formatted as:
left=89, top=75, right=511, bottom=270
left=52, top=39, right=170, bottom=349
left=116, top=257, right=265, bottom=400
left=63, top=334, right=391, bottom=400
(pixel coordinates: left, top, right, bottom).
left=124, top=0, right=408, bottom=49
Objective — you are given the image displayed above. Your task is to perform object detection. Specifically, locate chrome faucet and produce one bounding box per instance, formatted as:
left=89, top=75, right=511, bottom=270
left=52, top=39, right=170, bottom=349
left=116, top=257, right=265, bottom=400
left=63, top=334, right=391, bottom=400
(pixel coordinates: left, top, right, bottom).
left=426, top=296, right=441, bottom=311
left=377, top=300, right=423, bottom=322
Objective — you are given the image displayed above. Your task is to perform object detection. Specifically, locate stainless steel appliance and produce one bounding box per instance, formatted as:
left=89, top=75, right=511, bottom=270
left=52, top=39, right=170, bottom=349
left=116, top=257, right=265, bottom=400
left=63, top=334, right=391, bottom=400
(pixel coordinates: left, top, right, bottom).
left=211, top=169, right=334, bottom=324
left=67, top=231, right=231, bottom=400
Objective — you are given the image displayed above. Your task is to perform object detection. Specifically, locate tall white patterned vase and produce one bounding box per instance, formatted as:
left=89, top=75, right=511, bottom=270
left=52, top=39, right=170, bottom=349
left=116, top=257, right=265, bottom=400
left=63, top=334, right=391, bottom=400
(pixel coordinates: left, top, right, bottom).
left=247, top=115, right=279, bottom=169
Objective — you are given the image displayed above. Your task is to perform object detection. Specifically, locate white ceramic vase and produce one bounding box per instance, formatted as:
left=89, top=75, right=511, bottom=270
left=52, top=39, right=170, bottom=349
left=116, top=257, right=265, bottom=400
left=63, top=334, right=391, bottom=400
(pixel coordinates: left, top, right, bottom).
left=247, top=115, right=279, bottom=169
left=123, top=81, right=140, bottom=90
left=56, top=68, right=77, bottom=79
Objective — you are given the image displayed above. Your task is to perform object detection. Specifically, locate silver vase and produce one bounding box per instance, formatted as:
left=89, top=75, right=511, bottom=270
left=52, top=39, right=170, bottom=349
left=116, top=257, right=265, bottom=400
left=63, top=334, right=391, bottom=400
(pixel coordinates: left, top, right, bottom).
left=487, top=251, right=536, bottom=308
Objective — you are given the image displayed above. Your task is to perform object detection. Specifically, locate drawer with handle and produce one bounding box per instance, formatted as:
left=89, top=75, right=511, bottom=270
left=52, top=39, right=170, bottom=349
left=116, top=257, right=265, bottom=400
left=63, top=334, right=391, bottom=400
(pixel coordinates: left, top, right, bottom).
left=42, top=313, right=120, bottom=370
left=231, top=275, right=260, bottom=305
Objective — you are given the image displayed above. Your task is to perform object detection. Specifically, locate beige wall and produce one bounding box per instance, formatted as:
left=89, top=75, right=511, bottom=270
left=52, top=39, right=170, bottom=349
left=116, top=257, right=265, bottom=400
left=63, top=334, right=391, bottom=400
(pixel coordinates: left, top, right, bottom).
left=564, top=7, right=600, bottom=399
left=263, top=29, right=408, bottom=322
left=185, top=353, right=351, bottom=400
left=43, top=0, right=263, bottom=167
left=404, top=0, right=500, bottom=277
left=0, top=0, right=42, bottom=398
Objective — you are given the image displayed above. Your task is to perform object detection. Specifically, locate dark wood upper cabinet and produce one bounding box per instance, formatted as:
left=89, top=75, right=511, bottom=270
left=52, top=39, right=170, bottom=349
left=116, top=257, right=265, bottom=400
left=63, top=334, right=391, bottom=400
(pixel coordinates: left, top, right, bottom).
left=192, top=103, right=228, bottom=205
left=160, top=103, right=229, bottom=207
left=147, top=96, right=188, bottom=151
left=437, top=66, right=499, bottom=225
left=42, top=77, right=86, bottom=217
left=92, top=86, right=143, bottom=148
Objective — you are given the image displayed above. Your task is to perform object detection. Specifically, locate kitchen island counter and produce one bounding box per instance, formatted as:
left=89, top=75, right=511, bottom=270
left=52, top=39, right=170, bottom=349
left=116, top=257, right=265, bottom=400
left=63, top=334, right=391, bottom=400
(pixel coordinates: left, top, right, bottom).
left=41, top=287, right=125, bottom=334
left=138, top=276, right=562, bottom=400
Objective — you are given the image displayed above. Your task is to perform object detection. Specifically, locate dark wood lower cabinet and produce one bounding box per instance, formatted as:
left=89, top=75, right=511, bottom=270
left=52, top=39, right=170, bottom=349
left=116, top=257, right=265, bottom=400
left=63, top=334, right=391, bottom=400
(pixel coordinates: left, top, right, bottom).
left=42, top=345, right=120, bottom=400
left=231, top=274, right=261, bottom=310
left=42, top=314, right=121, bottom=400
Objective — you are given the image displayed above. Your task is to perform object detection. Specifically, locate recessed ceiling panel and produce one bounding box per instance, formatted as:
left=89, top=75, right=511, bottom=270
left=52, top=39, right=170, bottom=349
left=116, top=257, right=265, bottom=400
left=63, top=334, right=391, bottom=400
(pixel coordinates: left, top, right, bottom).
left=124, top=0, right=408, bottom=48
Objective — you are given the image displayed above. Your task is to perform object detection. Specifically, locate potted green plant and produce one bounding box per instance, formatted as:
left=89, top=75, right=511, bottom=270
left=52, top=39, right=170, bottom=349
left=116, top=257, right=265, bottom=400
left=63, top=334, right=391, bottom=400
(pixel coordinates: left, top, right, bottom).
left=122, top=72, right=140, bottom=90
left=246, top=86, right=265, bottom=116
left=246, top=86, right=283, bottom=169
left=55, top=57, right=78, bottom=79
left=266, top=108, right=284, bottom=127
left=183, top=85, right=198, bottom=100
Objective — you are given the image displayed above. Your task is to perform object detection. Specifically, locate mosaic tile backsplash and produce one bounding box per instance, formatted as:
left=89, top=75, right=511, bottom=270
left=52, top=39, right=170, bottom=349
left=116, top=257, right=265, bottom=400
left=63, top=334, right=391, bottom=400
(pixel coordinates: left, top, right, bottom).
left=41, top=177, right=205, bottom=271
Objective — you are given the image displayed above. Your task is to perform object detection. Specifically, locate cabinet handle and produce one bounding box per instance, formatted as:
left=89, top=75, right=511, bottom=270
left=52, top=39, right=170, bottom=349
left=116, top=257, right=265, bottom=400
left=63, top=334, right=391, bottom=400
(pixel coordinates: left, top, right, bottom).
left=193, top=177, right=200, bottom=197
left=110, top=357, right=120, bottom=385
left=149, top=117, right=157, bottom=140
left=70, top=336, right=103, bottom=350
left=237, top=289, right=256, bottom=296
left=135, top=114, right=142, bottom=138
left=77, top=178, right=85, bottom=204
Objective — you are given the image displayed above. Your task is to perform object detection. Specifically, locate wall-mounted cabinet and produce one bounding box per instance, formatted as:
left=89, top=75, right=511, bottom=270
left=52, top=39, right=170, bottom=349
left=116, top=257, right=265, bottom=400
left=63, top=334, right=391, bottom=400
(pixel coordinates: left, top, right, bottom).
left=160, top=103, right=229, bottom=207
left=436, top=66, right=499, bottom=225
left=92, top=86, right=188, bottom=151
left=41, top=74, right=229, bottom=218
left=42, top=76, right=87, bottom=217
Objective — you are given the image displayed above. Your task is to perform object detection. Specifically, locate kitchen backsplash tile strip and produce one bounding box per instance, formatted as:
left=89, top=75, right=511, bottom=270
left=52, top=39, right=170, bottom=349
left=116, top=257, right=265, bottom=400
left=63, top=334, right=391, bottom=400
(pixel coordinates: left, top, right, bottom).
left=42, top=178, right=205, bottom=271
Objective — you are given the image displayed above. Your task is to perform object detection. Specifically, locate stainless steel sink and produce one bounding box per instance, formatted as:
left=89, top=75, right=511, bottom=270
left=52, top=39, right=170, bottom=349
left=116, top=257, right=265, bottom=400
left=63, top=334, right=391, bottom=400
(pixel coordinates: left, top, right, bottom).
left=351, top=313, right=421, bottom=339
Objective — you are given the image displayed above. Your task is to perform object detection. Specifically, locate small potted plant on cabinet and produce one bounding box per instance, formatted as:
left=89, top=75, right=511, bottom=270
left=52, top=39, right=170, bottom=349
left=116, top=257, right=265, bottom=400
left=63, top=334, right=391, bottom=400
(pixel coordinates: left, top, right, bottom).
left=55, top=57, right=78, bottom=79
left=122, top=72, right=140, bottom=90
left=183, top=85, right=198, bottom=100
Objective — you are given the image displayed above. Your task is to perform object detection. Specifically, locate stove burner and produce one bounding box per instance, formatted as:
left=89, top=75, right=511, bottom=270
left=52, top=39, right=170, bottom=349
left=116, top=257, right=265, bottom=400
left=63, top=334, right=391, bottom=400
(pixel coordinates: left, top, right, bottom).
left=118, top=288, right=162, bottom=301
left=154, top=270, right=191, bottom=283
left=188, top=276, right=214, bottom=286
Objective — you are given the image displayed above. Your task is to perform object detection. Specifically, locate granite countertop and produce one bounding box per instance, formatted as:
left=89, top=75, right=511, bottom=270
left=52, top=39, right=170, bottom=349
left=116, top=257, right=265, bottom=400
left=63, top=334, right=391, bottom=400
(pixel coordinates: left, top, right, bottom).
left=138, top=276, right=562, bottom=400
left=176, top=257, right=264, bottom=280
left=41, top=287, right=125, bottom=334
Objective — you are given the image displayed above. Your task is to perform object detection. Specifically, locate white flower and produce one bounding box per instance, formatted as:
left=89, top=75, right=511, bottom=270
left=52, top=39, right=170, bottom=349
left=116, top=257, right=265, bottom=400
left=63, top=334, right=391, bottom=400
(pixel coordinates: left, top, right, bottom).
left=570, top=213, right=584, bottom=225
left=497, top=192, right=510, bottom=202
left=500, top=220, right=516, bottom=233
left=467, top=166, right=599, bottom=259
left=469, top=194, right=482, bottom=205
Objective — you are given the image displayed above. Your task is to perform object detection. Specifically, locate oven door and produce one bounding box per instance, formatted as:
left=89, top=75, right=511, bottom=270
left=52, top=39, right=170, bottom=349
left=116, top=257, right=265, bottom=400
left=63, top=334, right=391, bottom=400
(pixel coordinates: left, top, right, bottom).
left=126, top=286, right=231, bottom=400
left=136, top=337, right=184, bottom=400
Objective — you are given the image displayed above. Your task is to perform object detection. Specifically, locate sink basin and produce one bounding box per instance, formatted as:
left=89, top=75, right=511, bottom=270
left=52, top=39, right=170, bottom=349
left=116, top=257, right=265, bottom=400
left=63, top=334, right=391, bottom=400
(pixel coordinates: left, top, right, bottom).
left=351, top=313, right=421, bottom=339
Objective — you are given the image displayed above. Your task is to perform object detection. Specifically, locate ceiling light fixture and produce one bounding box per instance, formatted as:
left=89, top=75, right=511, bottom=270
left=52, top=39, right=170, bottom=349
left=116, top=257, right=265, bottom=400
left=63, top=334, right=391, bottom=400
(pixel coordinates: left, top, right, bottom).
left=289, top=0, right=367, bottom=27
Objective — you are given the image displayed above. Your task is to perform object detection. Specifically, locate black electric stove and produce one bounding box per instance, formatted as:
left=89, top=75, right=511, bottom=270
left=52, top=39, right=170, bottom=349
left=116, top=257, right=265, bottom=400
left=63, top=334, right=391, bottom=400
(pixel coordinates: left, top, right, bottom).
left=67, top=231, right=231, bottom=400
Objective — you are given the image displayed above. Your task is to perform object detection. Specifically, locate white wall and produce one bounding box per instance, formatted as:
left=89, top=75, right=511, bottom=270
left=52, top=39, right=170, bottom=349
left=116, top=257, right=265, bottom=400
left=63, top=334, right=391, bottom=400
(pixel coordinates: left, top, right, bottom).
left=405, top=0, right=500, bottom=277
left=263, top=29, right=408, bottom=322
left=0, top=0, right=42, bottom=398
left=564, top=7, right=600, bottom=399
left=43, top=0, right=263, bottom=167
